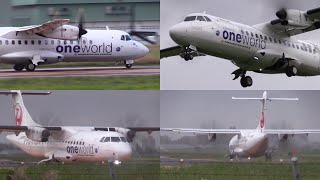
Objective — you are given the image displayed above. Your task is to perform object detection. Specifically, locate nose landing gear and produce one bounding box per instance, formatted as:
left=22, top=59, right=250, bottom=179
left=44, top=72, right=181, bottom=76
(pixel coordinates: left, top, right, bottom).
left=180, top=46, right=194, bottom=61
left=232, top=69, right=253, bottom=88
left=124, top=60, right=134, bottom=69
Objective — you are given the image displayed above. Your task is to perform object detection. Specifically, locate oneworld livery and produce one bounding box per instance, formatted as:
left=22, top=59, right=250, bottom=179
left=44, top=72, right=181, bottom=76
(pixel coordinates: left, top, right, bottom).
left=161, top=7, right=320, bottom=87
left=0, top=90, right=159, bottom=164
left=0, top=18, right=149, bottom=71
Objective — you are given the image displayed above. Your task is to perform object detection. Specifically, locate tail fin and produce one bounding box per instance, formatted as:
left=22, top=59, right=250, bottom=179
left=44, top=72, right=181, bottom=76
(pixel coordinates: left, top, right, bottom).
left=0, top=90, right=51, bottom=126
left=232, top=91, right=298, bottom=132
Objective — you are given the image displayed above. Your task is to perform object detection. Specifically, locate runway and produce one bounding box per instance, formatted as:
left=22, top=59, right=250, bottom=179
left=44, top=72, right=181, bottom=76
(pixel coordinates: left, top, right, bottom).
left=0, top=66, right=160, bottom=79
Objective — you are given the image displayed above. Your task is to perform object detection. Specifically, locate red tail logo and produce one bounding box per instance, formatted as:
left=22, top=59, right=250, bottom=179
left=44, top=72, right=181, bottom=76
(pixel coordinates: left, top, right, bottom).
left=15, top=104, right=22, bottom=126
left=260, top=112, right=265, bottom=128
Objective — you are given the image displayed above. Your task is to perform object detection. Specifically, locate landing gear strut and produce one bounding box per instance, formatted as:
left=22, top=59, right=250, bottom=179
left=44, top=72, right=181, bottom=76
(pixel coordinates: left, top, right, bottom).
left=232, top=69, right=253, bottom=88
left=13, top=64, right=24, bottom=72
left=181, top=46, right=193, bottom=61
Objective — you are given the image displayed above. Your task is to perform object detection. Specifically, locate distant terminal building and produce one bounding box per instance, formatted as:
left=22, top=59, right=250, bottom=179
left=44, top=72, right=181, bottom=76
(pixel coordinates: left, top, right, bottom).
left=0, top=0, right=159, bottom=33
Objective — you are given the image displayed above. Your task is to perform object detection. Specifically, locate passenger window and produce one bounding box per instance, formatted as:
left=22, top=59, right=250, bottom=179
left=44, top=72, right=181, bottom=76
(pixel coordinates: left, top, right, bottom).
left=12, top=40, right=15, bottom=45
left=111, top=137, right=121, bottom=142
left=121, top=35, right=125, bottom=41
left=120, top=137, right=127, bottom=142
left=255, top=34, right=258, bottom=38
left=264, top=36, right=267, bottom=41
left=204, top=16, right=212, bottom=22
left=297, top=46, right=300, bottom=50
left=251, top=32, right=254, bottom=37
left=308, top=44, right=312, bottom=53
left=70, top=40, right=73, bottom=45
left=51, top=40, right=54, bottom=45
left=5, top=40, right=9, bottom=45
left=89, top=40, right=93, bottom=44
left=269, top=37, right=272, bottom=42
left=278, top=40, right=281, bottom=44
left=38, top=40, right=41, bottom=45
left=260, top=35, right=263, bottom=39
left=31, top=40, right=34, bottom=45
left=24, top=40, right=27, bottom=45
left=45, top=40, right=48, bottom=45
left=184, top=16, right=196, bottom=21
left=274, top=39, right=277, bottom=43
left=246, top=31, right=249, bottom=36
left=64, top=40, right=67, bottom=44
left=0, top=40, right=2, bottom=45
left=18, top=40, right=21, bottom=45
left=57, top=40, right=61, bottom=45
left=241, top=30, right=244, bottom=34
left=104, top=137, right=110, bottom=142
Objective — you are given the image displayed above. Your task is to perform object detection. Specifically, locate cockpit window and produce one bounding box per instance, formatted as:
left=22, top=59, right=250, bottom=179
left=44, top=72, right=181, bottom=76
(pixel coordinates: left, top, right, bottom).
left=111, top=137, right=121, bottom=142
left=120, top=137, right=128, bottom=142
left=204, top=16, right=212, bottom=22
left=100, top=137, right=105, bottom=142
left=196, top=16, right=206, bottom=21
left=104, top=137, right=110, bottom=142
left=125, top=35, right=131, bottom=41
left=121, top=35, right=125, bottom=41
left=184, top=16, right=196, bottom=21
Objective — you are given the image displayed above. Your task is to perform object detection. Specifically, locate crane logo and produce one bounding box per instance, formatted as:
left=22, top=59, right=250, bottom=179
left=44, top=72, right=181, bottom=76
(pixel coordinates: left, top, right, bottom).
left=260, top=112, right=265, bottom=128
left=15, top=104, right=23, bottom=126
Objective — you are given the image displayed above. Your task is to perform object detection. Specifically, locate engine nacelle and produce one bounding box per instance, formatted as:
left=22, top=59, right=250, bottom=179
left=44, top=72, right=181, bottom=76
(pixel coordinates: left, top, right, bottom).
left=208, top=133, right=216, bottom=141
left=275, top=9, right=312, bottom=28
left=53, top=152, right=75, bottom=163
left=116, top=128, right=136, bottom=142
left=25, top=127, right=51, bottom=142
left=40, top=25, right=79, bottom=40
left=279, top=134, right=289, bottom=142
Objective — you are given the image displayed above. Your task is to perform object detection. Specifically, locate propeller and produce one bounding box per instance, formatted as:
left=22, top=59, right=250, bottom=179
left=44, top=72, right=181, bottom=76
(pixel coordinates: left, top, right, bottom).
left=77, top=9, right=87, bottom=39
left=127, top=4, right=156, bottom=44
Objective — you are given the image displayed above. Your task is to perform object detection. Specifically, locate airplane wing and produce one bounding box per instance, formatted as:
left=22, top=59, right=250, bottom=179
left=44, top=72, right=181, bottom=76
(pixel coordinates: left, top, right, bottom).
left=160, top=46, right=205, bottom=59
left=264, top=129, right=320, bottom=135
left=0, top=126, right=61, bottom=134
left=16, top=19, right=70, bottom=34
left=253, top=7, right=320, bottom=37
left=161, top=128, right=242, bottom=134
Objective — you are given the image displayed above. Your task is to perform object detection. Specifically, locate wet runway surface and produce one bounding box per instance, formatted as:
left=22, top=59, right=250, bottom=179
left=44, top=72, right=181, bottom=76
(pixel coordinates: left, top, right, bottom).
left=0, top=66, right=160, bottom=79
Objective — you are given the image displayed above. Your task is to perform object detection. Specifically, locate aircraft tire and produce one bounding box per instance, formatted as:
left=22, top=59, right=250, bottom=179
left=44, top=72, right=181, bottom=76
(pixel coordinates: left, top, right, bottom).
left=286, top=66, right=297, bottom=77
left=125, top=64, right=132, bottom=69
left=25, top=63, right=36, bottom=72
left=13, top=64, right=24, bottom=71
left=240, top=76, right=252, bottom=88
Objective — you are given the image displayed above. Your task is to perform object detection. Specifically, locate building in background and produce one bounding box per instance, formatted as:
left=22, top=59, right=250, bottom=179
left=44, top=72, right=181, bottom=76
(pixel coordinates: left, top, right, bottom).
left=0, top=0, right=159, bottom=33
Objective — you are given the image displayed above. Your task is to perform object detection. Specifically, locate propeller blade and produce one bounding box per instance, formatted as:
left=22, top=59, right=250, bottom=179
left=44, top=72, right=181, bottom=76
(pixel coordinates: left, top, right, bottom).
left=77, top=9, right=87, bottom=39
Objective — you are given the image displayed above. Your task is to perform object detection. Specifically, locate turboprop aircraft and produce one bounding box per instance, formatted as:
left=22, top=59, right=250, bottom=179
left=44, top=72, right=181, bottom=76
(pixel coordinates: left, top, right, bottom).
left=161, top=7, right=320, bottom=87
left=162, top=91, right=320, bottom=160
left=0, top=90, right=159, bottom=164
left=0, top=16, right=150, bottom=71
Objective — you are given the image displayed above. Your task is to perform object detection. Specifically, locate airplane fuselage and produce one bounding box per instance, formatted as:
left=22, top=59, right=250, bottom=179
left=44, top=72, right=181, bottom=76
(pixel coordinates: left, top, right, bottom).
left=229, top=131, right=268, bottom=158
left=6, top=129, right=132, bottom=163
left=0, top=28, right=149, bottom=70
left=169, top=13, right=320, bottom=76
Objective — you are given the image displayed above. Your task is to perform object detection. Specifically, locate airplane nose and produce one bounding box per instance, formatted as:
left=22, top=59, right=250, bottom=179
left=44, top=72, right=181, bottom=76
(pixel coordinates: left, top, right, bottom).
left=118, top=146, right=132, bottom=160
left=169, top=23, right=188, bottom=46
left=141, top=44, right=149, bottom=55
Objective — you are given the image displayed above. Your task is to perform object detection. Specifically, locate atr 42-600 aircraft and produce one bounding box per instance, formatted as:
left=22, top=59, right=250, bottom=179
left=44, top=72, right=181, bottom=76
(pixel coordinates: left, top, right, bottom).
left=161, top=7, right=320, bottom=87
left=0, top=91, right=159, bottom=164
left=0, top=18, right=149, bottom=71
left=162, top=91, right=320, bottom=160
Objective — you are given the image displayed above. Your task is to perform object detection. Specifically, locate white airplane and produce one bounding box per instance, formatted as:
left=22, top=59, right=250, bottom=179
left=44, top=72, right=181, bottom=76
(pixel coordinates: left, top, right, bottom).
left=0, top=17, right=150, bottom=71
left=162, top=91, right=320, bottom=160
left=0, top=90, right=159, bottom=164
left=161, top=7, right=320, bottom=87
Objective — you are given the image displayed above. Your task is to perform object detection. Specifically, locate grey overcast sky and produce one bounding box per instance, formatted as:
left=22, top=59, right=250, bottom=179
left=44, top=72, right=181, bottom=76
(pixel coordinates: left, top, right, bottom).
left=0, top=91, right=159, bottom=143
left=160, top=0, right=320, bottom=90
left=161, top=90, right=320, bottom=141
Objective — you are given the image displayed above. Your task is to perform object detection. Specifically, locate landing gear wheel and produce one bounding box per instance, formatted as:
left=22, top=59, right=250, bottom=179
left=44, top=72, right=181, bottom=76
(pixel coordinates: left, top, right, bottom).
left=240, top=76, right=253, bottom=88
left=25, top=63, right=36, bottom=72
left=286, top=66, right=297, bottom=77
left=184, top=54, right=193, bottom=61
left=125, top=64, right=132, bottom=69
left=13, top=64, right=24, bottom=71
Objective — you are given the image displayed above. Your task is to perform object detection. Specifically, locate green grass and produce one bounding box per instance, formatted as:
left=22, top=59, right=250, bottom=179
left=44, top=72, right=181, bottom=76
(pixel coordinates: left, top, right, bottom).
left=0, top=76, right=160, bottom=90
left=160, top=162, right=320, bottom=180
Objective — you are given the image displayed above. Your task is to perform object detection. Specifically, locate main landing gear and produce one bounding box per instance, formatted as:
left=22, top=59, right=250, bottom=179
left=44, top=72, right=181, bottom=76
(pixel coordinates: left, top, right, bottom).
left=286, top=66, right=297, bottom=77
left=13, top=62, right=36, bottom=72
left=181, top=46, right=193, bottom=61
left=232, top=69, right=253, bottom=88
